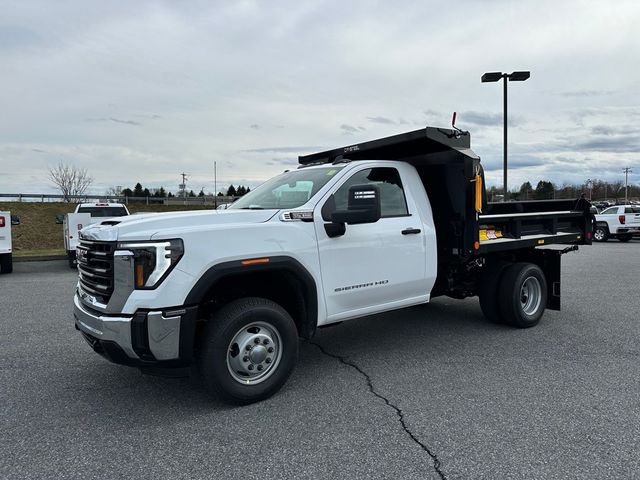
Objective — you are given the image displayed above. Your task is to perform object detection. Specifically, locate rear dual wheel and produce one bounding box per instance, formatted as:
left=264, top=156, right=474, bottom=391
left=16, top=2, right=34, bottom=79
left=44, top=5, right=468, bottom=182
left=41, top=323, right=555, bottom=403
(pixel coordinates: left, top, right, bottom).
left=68, top=251, right=77, bottom=269
left=0, top=253, right=12, bottom=274
left=479, top=262, right=547, bottom=328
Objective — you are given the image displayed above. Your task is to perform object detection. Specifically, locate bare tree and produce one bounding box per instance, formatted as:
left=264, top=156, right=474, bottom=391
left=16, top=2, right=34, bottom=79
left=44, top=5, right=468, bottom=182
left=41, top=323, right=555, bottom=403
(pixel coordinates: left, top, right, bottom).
left=105, top=185, right=122, bottom=200
left=48, top=162, right=93, bottom=202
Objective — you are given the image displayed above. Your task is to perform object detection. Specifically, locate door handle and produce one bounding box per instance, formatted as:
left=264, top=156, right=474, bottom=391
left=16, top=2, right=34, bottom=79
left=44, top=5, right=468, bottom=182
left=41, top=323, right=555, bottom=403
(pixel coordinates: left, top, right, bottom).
left=401, top=228, right=421, bottom=235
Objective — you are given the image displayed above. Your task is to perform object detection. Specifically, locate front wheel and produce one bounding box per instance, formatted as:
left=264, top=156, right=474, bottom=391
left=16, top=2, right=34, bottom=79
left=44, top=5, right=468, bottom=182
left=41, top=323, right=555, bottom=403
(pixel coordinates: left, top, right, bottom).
left=198, top=297, right=298, bottom=405
left=498, top=263, right=548, bottom=328
left=593, top=225, right=609, bottom=242
left=617, top=234, right=632, bottom=242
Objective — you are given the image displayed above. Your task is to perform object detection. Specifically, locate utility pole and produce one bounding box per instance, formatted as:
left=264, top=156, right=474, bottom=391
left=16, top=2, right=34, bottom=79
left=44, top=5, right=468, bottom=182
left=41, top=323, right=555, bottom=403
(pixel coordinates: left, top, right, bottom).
left=623, top=167, right=632, bottom=204
left=214, top=161, right=217, bottom=208
left=586, top=179, right=593, bottom=200
left=180, top=172, right=188, bottom=198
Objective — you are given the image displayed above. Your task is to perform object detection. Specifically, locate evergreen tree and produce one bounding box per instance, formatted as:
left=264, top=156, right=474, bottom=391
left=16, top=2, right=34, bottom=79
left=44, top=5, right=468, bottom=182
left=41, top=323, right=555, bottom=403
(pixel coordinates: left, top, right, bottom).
left=143, top=188, right=151, bottom=197
left=122, top=188, right=133, bottom=197
left=188, top=190, right=196, bottom=197
left=519, top=181, right=533, bottom=200
left=227, top=185, right=237, bottom=196
left=198, top=189, right=205, bottom=197
left=133, top=183, right=144, bottom=197
left=535, top=180, right=555, bottom=200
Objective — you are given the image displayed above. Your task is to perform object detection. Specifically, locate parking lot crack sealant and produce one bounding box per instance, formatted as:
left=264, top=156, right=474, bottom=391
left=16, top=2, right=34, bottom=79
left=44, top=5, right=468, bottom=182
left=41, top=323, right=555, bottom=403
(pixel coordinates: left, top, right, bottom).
left=310, top=342, right=447, bottom=480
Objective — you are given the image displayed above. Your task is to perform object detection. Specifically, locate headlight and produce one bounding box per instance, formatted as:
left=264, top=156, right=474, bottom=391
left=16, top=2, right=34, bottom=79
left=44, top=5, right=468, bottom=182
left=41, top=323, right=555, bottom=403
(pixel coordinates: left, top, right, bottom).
left=116, top=239, right=183, bottom=289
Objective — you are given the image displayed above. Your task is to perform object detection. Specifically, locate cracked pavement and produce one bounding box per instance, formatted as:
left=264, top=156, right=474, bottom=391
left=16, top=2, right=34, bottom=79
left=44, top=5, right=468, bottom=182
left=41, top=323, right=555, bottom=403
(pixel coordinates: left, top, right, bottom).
left=2, top=239, right=639, bottom=479
left=310, top=342, right=447, bottom=479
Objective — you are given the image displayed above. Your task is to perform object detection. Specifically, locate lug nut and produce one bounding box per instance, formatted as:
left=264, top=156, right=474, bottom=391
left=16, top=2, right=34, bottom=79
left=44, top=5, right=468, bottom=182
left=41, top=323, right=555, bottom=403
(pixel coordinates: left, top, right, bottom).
left=257, top=365, right=263, bottom=371
left=248, top=365, right=254, bottom=371
left=245, top=345, right=252, bottom=351
left=243, top=356, right=249, bottom=362
left=254, top=338, right=260, bottom=344
left=265, top=358, right=272, bottom=364
left=267, top=347, right=274, bottom=353
left=263, top=339, right=269, bottom=345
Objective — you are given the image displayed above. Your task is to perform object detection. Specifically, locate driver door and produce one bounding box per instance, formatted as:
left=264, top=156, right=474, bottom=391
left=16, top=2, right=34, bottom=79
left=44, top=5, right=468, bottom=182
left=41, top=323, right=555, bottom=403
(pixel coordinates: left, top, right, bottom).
left=313, top=165, right=428, bottom=321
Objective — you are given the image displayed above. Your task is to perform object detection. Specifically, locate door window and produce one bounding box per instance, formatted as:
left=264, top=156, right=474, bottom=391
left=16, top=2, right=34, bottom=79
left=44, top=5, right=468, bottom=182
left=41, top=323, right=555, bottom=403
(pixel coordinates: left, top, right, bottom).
left=600, top=207, right=619, bottom=215
left=322, top=167, right=408, bottom=220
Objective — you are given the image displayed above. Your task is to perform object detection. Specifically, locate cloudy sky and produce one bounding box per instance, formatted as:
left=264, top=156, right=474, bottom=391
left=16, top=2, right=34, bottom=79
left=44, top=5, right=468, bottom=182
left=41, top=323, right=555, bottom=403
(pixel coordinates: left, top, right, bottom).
left=1, top=0, right=639, bottom=196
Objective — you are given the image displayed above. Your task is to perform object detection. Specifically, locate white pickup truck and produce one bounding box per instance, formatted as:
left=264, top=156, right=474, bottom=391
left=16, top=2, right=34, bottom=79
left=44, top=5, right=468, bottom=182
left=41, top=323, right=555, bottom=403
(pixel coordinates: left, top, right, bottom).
left=73, top=127, right=592, bottom=404
left=0, top=211, right=14, bottom=274
left=593, top=205, right=640, bottom=242
left=64, top=203, right=129, bottom=267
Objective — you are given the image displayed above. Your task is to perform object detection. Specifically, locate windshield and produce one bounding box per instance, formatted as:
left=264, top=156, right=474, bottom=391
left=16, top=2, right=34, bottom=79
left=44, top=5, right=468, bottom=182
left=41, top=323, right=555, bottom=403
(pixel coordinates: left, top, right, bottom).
left=229, top=167, right=344, bottom=210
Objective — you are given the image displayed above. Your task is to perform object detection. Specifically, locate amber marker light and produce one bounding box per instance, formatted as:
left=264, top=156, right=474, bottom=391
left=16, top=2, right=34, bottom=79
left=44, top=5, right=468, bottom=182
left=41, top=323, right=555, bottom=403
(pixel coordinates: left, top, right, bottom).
left=241, top=258, right=270, bottom=266
left=136, top=264, right=145, bottom=287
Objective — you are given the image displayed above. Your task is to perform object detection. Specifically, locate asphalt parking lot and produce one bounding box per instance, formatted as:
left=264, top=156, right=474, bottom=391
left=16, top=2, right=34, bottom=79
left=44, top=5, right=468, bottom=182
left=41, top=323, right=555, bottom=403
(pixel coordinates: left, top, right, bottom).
left=1, top=239, right=639, bottom=480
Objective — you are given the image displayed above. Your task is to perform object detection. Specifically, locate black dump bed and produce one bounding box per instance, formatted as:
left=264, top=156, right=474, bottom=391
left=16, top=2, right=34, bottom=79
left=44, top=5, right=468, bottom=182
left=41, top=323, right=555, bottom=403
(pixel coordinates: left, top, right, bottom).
left=299, top=127, right=592, bottom=264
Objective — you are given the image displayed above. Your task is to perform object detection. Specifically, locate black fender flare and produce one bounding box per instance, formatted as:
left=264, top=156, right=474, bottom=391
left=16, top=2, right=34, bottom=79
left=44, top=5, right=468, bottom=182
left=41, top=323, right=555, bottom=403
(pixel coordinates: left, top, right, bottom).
left=184, top=256, right=319, bottom=338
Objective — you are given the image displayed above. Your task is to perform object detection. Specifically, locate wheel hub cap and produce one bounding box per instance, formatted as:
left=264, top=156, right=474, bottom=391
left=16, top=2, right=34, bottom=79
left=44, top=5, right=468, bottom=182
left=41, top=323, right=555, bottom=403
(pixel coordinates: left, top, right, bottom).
left=249, top=345, right=268, bottom=364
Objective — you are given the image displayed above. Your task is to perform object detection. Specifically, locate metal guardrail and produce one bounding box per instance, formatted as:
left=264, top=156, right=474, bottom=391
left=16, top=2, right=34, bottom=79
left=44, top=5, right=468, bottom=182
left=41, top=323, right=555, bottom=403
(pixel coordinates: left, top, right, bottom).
left=0, top=193, right=239, bottom=206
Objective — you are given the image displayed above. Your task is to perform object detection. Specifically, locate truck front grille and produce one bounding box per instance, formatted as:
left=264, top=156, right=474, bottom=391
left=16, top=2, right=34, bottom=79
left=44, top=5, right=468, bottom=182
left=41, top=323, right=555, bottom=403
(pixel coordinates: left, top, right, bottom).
left=77, top=240, right=116, bottom=304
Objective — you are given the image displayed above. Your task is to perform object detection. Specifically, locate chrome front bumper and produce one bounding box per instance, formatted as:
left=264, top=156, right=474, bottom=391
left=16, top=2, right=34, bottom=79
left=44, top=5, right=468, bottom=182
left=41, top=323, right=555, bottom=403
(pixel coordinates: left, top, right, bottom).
left=74, top=293, right=139, bottom=359
left=74, top=293, right=196, bottom=365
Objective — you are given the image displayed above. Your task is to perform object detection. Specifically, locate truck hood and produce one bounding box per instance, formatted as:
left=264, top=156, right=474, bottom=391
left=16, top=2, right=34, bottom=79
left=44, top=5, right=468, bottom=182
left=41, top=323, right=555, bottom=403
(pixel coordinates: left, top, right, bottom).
left=81, top=209, right=278, bottom=242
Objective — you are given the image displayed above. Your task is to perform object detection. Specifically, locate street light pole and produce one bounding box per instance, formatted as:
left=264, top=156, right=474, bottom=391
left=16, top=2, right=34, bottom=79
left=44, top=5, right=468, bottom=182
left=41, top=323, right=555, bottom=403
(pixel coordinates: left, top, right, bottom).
left=481, top=70, right=530, bottom=202
left=623, top=167, right=632, bottom=204
left=503, top=76, right=508, bottom=201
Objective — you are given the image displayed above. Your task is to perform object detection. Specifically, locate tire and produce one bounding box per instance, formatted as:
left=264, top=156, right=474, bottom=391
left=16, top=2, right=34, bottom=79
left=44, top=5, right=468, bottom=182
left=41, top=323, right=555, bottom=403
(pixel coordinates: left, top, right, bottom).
left=593, top=225, right=609, bottom=242
left=0, top=253, right=13, bottom=274
left=498, top=263, right=547, bottom=328
left=618, top=234, right=632, bottom=242
left=67, top=251, right=76, bottom=269
left=478, top=260, right=510, bottom=324
left=198, top=297, right=299, bottom=405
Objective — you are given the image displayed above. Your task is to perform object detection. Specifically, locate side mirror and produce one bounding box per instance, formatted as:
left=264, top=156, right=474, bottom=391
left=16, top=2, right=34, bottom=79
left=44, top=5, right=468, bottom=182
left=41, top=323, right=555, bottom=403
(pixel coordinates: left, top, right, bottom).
left=331, top=184, right=381, bottom=225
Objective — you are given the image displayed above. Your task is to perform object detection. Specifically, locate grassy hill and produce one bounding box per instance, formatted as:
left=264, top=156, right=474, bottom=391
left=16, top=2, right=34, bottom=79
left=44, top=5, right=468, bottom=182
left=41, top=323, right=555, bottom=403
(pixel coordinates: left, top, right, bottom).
left=0, top=202, right=211, bottom=257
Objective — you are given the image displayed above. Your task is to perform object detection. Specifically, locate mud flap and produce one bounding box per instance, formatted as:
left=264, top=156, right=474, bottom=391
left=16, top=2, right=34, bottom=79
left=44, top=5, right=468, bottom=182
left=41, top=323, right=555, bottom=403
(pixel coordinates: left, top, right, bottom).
left=531, top=244, right=578, bottom=311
